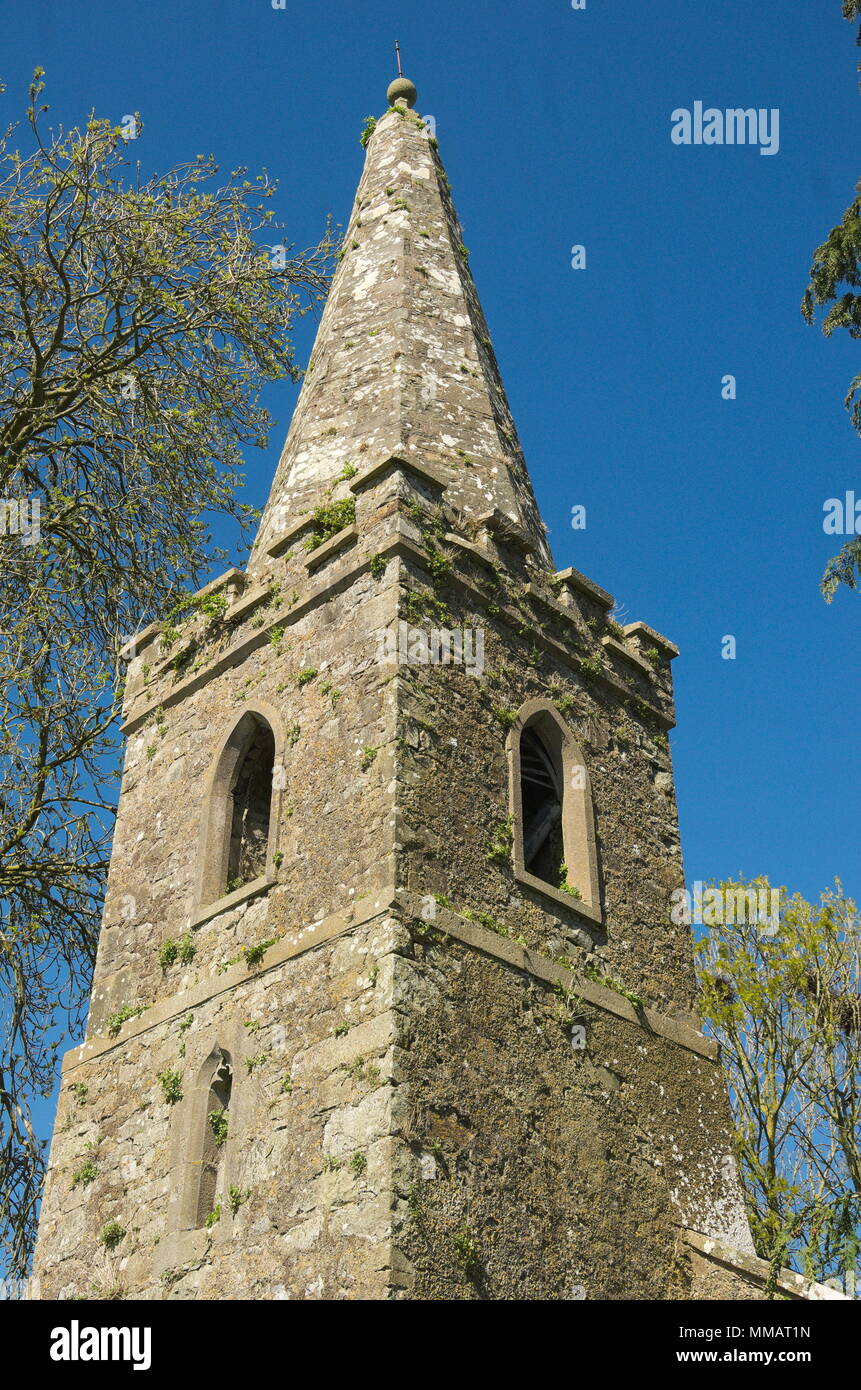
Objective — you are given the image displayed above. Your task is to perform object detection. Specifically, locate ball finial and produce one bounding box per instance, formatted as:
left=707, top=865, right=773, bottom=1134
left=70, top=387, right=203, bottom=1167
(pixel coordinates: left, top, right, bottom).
left=387, top=76, right=417, bottom=109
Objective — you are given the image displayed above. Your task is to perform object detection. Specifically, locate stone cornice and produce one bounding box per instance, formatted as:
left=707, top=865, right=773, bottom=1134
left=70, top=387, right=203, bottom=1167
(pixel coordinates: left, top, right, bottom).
left=59, top=886, right=716, bottom=1077
left=682, top=1228, right=848, bottom=1300
left=601, top=634, right=653, bottom=676
left=555, top=566, right=614, bottom=611
left=118, top=569, right=246, bottom=661
left=122, top=529, right=676, bottom=735
left=397, top=890, right=715, bottom=1060
left=303, top=523, right=358, bottom=571
left=472, top=507, right=536, bottom=555
left=187, top=872, right=274, bottom=931
left=624, top=620, right=680, bottom=660
left=61, top=886, right=400, bottom=1074
left=349, top=453, right=448, bottom=496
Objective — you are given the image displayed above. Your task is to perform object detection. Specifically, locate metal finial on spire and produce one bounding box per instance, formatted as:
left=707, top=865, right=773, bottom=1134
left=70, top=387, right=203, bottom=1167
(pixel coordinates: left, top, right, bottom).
left=387, top=40, right=417, bottom=109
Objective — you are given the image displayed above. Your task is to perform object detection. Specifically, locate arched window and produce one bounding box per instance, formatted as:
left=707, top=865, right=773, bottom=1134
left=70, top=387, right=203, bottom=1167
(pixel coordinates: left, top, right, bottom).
left=197, top=707, right=282, bottom=908
left=226, top=721, right=275, bottom=892
left=172, top=1044, right=235, bottom=1233
left=195, top=1049, right=233, bottom=1228
left=520, top=724, right=565, bottom=886
left=509, top=701, right=601, bottom=923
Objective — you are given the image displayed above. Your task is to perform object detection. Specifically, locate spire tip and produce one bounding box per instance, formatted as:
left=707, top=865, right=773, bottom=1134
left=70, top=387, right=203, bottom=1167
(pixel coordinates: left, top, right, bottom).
left=388, top=42, right=417, bottom=108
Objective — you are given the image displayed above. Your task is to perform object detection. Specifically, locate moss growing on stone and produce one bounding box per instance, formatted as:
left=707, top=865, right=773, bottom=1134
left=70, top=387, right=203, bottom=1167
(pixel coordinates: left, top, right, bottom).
left=558, top=867, right=582, bottom=901
left=71, top=1160, right=98, bottom=1188
left=99, top=1220, right=126, bottom=1250
left=159, top=932, right=196, bottom=972
left=303, top=498, right=356, bottom=551
left=159, top=1070, right=183, bottom=1105
left=198, top=591, right=228, bottom=623
left=578, top=654, right=602, bottom=679
left=244, top=938, right=276, bottom=969
left=465, top=908, right=508, bottom=938
left=584, top=965, right=643, bottom=1011
left=486, top=816, right=514, bottom=865
left=452, top=1225, right=480, bottom=1278
left=208, top=1109, right=229, bottom=1148
left=228, top=1185, right=248, bottom=1216
left=105, top=1004, right=145, bottom=1038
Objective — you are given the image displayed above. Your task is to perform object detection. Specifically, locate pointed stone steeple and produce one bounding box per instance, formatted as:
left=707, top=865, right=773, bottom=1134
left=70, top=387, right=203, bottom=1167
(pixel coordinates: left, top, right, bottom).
left=250, top=83, right=552, bottom=571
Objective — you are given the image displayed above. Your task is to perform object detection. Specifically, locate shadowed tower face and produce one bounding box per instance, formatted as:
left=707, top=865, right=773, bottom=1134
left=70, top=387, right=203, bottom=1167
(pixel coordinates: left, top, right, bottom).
left=33, top=73, right=764, bottom=1303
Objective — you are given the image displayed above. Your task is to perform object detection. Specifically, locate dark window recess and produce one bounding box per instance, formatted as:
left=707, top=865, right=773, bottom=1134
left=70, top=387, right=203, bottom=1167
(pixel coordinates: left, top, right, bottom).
left=520, top=727, right=564, bottom=887
left=227, top=723, right=275, bottom=890
left=196, top=1052, right=232, bottom=1227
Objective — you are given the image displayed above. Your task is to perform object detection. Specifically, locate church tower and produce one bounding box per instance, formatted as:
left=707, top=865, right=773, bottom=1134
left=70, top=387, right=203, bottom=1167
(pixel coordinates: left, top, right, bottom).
left=33, top=74, right=776, bottom=1301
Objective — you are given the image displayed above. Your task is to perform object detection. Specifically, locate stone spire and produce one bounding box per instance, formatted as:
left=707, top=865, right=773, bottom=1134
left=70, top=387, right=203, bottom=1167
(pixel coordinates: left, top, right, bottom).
left=249, top=81, right=553, bottom=571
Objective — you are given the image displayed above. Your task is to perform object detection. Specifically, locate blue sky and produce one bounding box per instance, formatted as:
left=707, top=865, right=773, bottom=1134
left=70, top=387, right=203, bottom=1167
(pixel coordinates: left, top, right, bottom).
left=4, top=0, right=860, bottom=1156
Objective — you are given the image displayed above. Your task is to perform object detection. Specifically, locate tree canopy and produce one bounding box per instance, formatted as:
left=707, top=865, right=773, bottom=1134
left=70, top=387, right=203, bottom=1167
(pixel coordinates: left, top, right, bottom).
left=803, top=3, right=861, bottom=598
left=0, top=72, right=332, bottom=1274
left=697, top=878, right=861, bottom=1294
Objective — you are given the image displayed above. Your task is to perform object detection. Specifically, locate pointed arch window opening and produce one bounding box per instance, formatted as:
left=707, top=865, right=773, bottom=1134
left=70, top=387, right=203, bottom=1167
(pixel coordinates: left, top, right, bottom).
left=195, top=1050, right=233, bottom=1228
left=519, top=726, right=565, bottom=889
left=197, top=708, right=282, bottom=911
left=510, top=702, right=602, bottom=924
left=226, top=722, right=275, bottom=894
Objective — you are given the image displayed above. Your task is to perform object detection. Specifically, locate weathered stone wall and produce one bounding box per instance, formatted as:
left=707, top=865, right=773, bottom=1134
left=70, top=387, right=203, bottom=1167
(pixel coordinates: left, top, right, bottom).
left=34, top=913, right=403, bottom=1300
left=385, top=915, right=747, bottom=1299
left=88, top=555, right=398, bottom=1039
left=395, top=551, right=695, bottom=1016
left=34, top=495, right=408, bottom=1297
left=687, top=1258, right=769, bottom=1301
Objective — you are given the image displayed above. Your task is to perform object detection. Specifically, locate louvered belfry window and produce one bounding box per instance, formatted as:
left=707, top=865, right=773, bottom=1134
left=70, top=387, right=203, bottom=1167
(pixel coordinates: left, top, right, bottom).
left=520, top=725, right=565, bottom=889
